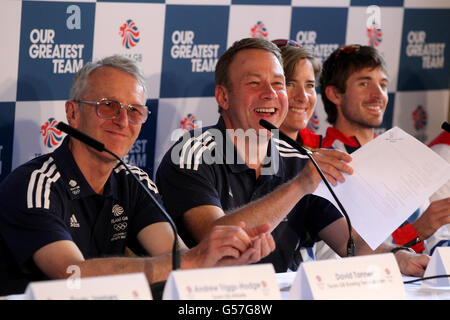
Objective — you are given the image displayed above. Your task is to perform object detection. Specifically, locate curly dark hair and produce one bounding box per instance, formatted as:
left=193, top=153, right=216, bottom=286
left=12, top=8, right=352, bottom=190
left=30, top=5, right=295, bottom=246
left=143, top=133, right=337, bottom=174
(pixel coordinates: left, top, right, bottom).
left=319, top=45, right=387, bottom=124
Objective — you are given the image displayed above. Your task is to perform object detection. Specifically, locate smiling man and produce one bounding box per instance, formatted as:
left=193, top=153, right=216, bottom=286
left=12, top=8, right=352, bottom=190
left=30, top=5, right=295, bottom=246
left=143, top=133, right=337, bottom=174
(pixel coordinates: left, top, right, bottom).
left=0, top=54, right=276, bottom=296
left=318, top=44, right=449, bottom=259
left=156, top=38, right=429, bottom=275
left=321, top=45, right=388, bottom=152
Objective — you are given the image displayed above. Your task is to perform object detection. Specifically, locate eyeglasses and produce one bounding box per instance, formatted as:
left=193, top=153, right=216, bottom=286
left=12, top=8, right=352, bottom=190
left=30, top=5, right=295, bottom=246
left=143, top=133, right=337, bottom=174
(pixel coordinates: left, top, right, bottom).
left=75, top=98, right=150, bottom=125
left=272, top=39, right=302, bottom=49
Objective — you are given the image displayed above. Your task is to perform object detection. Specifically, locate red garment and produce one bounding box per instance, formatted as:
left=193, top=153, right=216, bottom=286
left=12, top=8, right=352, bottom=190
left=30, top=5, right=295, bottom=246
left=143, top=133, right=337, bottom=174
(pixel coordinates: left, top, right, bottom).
left=322, top=126, right=362, bottom=149
left=297, top=128, right=322, bottom=150
left=392, top=223, right=425, bottom=253
left=428, top=130, right=450, bottom=148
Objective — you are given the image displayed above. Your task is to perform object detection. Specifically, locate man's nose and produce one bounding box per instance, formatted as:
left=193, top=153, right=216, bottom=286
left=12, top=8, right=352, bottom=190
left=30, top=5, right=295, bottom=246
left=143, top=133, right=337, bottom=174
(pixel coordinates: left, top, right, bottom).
left=261, top=82, right=277, bottom=99
left=112, top=107, right=129, bottom=127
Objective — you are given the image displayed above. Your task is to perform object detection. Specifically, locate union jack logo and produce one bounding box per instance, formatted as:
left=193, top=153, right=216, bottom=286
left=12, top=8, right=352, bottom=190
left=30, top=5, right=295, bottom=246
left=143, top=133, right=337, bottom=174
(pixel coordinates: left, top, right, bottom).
left=412, top=105, right=427, bottom=131
left=119, top=19, right=140, bottom=49
left=251, top=21, right=268, bottom=39
left=180, top=114, right=199, bottom=131
left=40, top=118, right=63, bottom=148
left=307, top=111, right=320, bottom=132
left=367, top=21, right=382, bottom=48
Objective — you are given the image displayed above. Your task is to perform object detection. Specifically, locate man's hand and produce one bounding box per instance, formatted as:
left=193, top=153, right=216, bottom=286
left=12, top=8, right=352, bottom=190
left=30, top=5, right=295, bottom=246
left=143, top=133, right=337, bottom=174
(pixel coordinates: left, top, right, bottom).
left=220, top=222, right=275, bottom=265
left=412, top=197, right=450, bottom=240
left=181, top=222, right=275, bottom=269
left=296, top=148, right=353, bottom=194
left=394, top=250, right=430, bottom=277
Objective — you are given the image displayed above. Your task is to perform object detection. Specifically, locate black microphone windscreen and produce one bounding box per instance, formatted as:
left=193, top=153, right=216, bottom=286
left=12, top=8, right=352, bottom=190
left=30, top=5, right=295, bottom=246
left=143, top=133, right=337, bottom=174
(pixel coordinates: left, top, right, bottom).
left=442, top=122, right=450, bottom=133
left=259, top=119, right=277, bottom=131
left=56, top=122, right=105, bottom=152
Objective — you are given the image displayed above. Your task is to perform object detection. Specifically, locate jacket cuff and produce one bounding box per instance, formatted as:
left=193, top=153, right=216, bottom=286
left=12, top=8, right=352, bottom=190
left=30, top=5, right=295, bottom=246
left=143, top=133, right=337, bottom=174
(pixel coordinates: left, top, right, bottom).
left=392, top=222, right=425, bottom=253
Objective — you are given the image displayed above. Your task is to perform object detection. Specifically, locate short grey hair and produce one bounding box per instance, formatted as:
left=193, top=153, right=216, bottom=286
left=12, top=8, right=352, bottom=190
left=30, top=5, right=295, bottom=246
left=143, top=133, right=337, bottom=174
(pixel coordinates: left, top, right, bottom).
left=69, top=54, right=147, bottom=100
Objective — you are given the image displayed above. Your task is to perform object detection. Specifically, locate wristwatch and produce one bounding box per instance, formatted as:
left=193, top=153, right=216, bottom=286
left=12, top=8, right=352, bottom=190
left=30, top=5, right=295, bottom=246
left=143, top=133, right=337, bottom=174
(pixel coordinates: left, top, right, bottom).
left=391, top=246, right=416, bottom=254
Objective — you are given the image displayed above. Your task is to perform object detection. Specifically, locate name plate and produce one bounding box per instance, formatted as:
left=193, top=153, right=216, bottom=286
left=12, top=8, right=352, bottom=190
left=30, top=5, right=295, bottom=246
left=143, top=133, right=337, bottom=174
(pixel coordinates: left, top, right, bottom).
left=162, top=264, right=280, bottom=300
left=422, top=247, right=450, bottom=287
left=288, top=253, right=405, bottom=300
left=25, top=273, right=152, bottom=300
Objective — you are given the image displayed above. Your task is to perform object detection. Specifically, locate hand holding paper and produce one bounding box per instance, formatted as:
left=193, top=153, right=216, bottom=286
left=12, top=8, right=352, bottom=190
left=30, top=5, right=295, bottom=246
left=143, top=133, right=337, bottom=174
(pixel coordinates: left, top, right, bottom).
left=314, top=127, right=450, bottom=250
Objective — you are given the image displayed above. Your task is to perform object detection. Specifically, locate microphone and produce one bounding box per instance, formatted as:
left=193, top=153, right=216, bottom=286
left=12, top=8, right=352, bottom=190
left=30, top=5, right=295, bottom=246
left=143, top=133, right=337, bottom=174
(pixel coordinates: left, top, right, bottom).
left=56, top=121, right=105, bottom=152
left=442, top=122, right=450, bottom=133
left=259, top=119, right=355, bottom=257
left=56, top=122, right=180, bottom=298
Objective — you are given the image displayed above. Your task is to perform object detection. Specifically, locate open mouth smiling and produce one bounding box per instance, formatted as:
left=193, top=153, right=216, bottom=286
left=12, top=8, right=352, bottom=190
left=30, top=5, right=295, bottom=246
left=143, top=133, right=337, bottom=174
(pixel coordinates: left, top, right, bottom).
left=255, top=107, right=276, bottom=116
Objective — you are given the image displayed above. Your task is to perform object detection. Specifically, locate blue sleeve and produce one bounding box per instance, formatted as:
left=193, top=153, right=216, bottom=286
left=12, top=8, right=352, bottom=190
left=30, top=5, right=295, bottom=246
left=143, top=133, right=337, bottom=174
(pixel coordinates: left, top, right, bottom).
left=132, top=187, right=167, bottom=232
left=125, top=167, right=168, bottom=237
left=290, top=194, right=343, bottom=244
left=0, top=168, right=72, bottom=272
left=156, top=144, right=222, bottom=222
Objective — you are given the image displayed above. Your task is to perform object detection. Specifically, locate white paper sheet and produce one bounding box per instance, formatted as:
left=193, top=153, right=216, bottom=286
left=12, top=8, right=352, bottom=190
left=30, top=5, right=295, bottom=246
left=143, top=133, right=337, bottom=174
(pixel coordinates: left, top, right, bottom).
left=313, top=127, right=450, bottom=250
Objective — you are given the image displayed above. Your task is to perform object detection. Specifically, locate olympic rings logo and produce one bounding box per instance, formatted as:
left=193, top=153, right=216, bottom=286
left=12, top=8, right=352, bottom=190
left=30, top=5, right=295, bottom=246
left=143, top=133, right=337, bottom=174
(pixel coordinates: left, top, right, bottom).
left=113, top=222, right=127, bottom=231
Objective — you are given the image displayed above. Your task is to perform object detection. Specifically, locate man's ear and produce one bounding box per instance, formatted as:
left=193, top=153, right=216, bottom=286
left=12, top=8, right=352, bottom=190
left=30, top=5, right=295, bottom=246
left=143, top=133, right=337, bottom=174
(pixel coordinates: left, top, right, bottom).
left=215, top=85, right=229, bottom=112
left=325, top=85, right=342, bottom=107
left=65, top=100, right=78, bottom=127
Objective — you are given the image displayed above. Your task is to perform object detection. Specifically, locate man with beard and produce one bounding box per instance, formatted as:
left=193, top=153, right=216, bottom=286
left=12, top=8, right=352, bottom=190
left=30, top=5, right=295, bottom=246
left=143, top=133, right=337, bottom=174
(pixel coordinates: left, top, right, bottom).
left=319, top=44, right=449, bottom=257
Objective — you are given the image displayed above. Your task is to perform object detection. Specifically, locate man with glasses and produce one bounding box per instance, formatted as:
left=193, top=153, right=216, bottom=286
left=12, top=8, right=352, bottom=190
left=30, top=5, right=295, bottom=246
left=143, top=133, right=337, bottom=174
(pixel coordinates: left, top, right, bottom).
left=318, top=44, right=450, bottom=258
left=156, top=38, right=430, bottom=276
left=0, top=54, right=275, bottom=296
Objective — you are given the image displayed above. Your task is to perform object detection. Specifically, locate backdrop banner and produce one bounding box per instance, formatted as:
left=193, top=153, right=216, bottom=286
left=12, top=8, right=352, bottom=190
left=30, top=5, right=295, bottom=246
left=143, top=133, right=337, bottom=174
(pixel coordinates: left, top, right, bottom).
left=1, top=0, right=449, bottom=182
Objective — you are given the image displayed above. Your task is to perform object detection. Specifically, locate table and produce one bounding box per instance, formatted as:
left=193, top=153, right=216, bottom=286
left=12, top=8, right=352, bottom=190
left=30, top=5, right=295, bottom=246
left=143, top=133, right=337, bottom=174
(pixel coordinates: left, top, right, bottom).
left=3, top=272, right=449, bottom=300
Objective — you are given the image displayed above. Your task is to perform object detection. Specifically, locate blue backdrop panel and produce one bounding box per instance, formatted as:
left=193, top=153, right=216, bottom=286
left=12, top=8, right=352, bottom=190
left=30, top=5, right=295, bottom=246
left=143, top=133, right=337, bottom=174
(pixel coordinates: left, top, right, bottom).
left=17, top=1, right=95, bottom=101
left=0, top=0, right=449, bottom=182
left=397, top=9, right=450, bottom=91
left=160, top=5, right=229, bottom=98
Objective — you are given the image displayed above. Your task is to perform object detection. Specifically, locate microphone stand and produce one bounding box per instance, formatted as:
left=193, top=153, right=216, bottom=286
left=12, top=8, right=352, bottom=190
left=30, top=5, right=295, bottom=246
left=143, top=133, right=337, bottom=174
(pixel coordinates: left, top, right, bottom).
left=102, top=148, right=181, bottom=271
left=259, top=119, right=355, bottom=257
left=56, top=122, right=180, bottom=298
